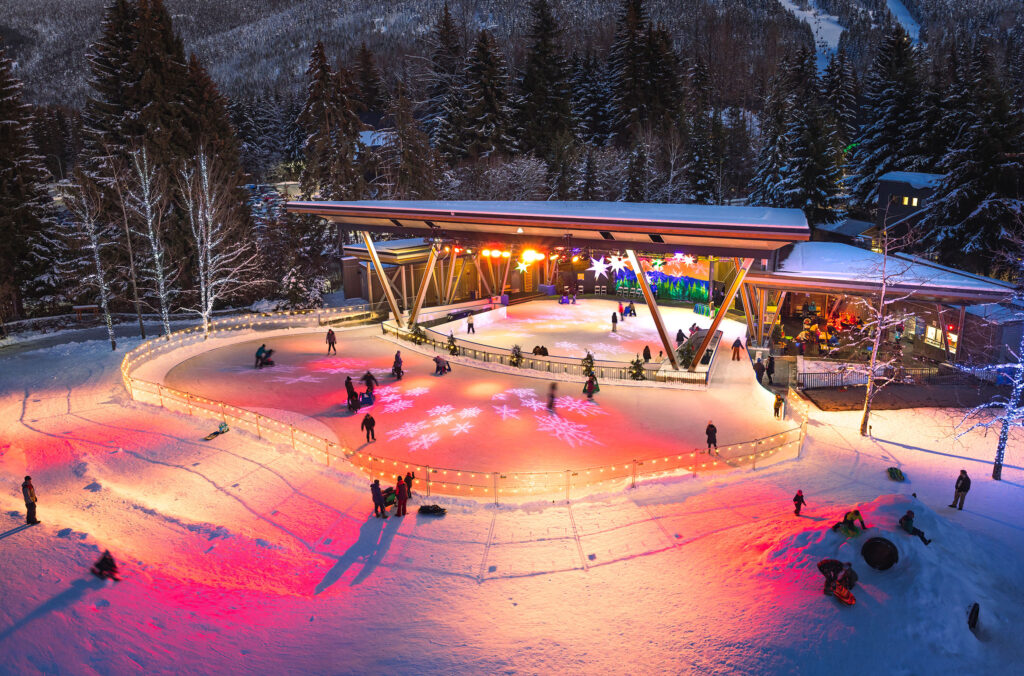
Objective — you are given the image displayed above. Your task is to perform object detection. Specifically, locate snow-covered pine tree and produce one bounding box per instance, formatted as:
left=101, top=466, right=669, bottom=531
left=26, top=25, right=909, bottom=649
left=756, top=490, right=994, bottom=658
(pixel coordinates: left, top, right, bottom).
left=297, top=41, right=335, bottom=199
left=571, top=53, right=614, bottom=147
left=355, top=43, right=386, bottom=127
left=822, top=49, right=858, bottom=175
left=847, top=24, right=922, bottom=213
left=0, top=41, right=54, bottom=319
left=644, top=22, right=681, bottom=136
left=518, top=0, right=574, bottom=162
left=748, top=70, right=789, bottom=208
left=919, top=41, right=1024, bottom=274
left=61, top=176, right=118, bottom=350
left=424, top=2, right=464, bottom=147
left=623, top=139, right=651, bottom=202
left=608, top=0, right=649, bottom=144
left=575, top=146, right=601, bottom=200
left=178, top=150, right=261, bottom=336
left=380, top=88, right=440, bottom=199
left=461, top=30, right=515, bottom=160
left=686, top=58, right=717, bottom=205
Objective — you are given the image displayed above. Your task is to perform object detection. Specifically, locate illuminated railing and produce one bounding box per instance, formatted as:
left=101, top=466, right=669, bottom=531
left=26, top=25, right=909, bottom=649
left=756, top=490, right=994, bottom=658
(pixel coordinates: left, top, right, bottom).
left=120, top=308, right=809, bottom=504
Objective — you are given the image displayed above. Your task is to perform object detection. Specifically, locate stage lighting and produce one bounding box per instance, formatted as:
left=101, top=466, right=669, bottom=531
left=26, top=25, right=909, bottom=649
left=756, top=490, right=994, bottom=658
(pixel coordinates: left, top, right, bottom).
left=481, top=249, right=491, bottom=257
left=501, top=251, right=511, bottom=258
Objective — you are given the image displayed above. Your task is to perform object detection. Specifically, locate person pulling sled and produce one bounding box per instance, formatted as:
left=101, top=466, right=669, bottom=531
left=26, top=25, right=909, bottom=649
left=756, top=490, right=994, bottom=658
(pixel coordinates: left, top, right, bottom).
left=254, top=344, right=275, bottom=368
left=817, top=558, right=857, bottom=604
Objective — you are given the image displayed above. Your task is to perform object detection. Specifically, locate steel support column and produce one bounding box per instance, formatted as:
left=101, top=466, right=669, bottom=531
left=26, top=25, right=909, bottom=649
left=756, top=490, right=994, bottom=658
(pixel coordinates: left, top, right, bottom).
left=738, top=282, right=756, bottom=341
left=690, top=258, right=753, bottom=371
left=765, top=290, right=788, bottom=348
left=756, top=286, right=767, bottom=345
left=626, top=249, right=680, bottom=371
left=475, top=254, right=492, bottom=296
left=359, top=231, right=405, bottom=328
left=447, top=257, right=467, bottom=305
left=954, top=304, right=966, bottom=362
left=408, top=244, right=440, bottom=326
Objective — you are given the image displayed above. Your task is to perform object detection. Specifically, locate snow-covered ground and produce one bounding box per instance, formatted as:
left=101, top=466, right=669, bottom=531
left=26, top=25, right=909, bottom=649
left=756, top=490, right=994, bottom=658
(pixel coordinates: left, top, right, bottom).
left=2, top=327, right=1023, bottom=674
left=778, top=0, right=844, bottom=71
left=886, top=0, right=921, bottom=42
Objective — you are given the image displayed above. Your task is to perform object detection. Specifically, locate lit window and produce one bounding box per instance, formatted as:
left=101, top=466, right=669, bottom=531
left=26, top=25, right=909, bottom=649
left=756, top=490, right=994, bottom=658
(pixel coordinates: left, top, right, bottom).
left=902, top=196, right=909, bottom=206
left=911, top=197, right=919, bottom=207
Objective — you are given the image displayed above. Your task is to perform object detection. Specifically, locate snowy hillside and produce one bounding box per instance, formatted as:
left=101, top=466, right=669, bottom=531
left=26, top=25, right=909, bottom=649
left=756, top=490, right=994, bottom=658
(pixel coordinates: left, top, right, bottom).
left=1, top=331, right=1023, bottom=674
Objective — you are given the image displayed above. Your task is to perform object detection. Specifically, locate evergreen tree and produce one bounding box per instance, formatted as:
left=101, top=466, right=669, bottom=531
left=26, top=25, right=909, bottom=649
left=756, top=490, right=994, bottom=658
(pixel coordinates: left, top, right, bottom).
left=920, top=42, right=1024, bottom=274
left=687, top=59, right=717, bottom=205
left=644, top=23, right=681, bottom=135
left=518, top=0, right=574, bottom=161
left=575, top=146, right=601, bottom=200
left=0, top=41, right=54, bottom=317
left=571, top=53, right=614, bottom=147
left=847, top=25, right=922, bottom=212
left=608, top=0, right=649, bottom=143
left=623, top=140, right=651, bottom=202
left=425, top=2, right=464, bottom=145
left=822, top=50, right=858, bottom=171
left=355, top=43, right=386, bottom=126
left=184, top=54, right=240, bottom=168
left=381, top=88, right=440, bottom=199
left=460, top=30, right=514, bottom=160
left=748, top=71, right=789, bottom=208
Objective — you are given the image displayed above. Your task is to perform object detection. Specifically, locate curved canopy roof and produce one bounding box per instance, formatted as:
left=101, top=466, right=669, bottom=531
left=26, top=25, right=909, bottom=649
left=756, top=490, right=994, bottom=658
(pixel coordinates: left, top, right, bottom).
left=286, top=200, right=810, bottom=257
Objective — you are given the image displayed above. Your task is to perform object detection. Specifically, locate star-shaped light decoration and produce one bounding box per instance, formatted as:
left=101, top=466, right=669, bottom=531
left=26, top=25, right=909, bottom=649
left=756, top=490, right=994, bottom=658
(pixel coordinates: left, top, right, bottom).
left=515, top=261, right=529, bottom=273
left=587, top=255, right=610, bottom=280
left=682, top=254, right=695, bottom=266
left=608, top=255, right=629, bottom=274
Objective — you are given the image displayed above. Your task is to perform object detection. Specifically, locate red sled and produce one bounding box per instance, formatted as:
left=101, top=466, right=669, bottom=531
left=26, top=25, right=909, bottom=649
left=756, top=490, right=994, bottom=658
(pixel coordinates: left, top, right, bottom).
left=831, top=584, right=856, bottom=606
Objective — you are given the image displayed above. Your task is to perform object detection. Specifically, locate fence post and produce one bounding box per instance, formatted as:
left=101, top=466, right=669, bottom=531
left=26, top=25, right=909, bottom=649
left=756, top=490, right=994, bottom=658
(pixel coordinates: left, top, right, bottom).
left=565, top=470, right=571, bottom=502
left=426, top=466, right=431, bottom=497
left=493, top=472, right=499, bottom=506
left=158, top=385, right=164, bottom=408
left=219, top=402, right=227, bottom=423
left=631, top=460, right=638, bottom=488
left=185, top=393, right=192, bottom=415
left=325, top=440, right=330, bottom=466
left=290, top=425, right=295, bottom=449
left=255, top=415, right=261, bottom=439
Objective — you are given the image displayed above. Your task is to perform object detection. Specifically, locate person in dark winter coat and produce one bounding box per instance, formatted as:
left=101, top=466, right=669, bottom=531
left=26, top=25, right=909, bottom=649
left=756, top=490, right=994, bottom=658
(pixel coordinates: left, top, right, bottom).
left=91, top=550, right=120, bottom=580
left=255, top=344, right=269, bottom=368
left=793, top=490, right=806, bottom=515
left=731, top=337, right=743, bottom=361
left=392, top=351, right=403, bottom=379
left=899, top=510, right=931, bottom=545
left=766, top=355, right=775, bottom=385
left=360, top=370, right=379, bottom=394
left=643, top=345, right=652, bottom=363
left=774, top=393, right=784, bottom=419
left=676, top=329, right=685, bottom=344
left=404, top=472, right=415, bottom=498
left=361, top=413, right=376, bottom=442
left=326, top=329, right=337, bottom=355
left=950, top=470, right=970, bottom=510
left=611, top=312, right=618, bottom=332
left=22, top=476, right=39, bottom=524
left=753, top=358, right=766, bottom=384
left=548, top=382, right=557, bottom=412
left=394, top=477, right=408, bottom=516
left=345, top=376, right=358, bottom=410
left=705, top=421, right=717, bottom=451
left=817, top=559, right=857, bottom=595
left=370, top=479, right=388, bottom=518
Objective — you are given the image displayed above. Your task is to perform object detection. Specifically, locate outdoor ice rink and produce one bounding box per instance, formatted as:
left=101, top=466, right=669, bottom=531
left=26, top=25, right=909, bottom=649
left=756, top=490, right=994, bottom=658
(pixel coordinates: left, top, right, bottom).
left=163, top=299, right=782, bottom=474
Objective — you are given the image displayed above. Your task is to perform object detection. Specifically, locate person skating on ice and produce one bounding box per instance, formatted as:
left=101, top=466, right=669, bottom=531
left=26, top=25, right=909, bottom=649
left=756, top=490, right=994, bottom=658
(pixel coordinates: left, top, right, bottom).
left=326, top=329, right=337, bottom=355
left=361, top=413, right=376, bottom=443
left=705, top=421, right=717, bottom=452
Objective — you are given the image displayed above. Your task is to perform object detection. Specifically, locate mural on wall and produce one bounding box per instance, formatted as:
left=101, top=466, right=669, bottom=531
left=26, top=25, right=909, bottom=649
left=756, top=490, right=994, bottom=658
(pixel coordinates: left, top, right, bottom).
left=608, top=254, right=711, bottom=303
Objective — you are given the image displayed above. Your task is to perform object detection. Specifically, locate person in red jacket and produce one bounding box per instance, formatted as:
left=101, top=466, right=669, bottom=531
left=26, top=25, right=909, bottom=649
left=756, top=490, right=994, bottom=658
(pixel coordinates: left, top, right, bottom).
left=394, top=476, right=408, bottom=517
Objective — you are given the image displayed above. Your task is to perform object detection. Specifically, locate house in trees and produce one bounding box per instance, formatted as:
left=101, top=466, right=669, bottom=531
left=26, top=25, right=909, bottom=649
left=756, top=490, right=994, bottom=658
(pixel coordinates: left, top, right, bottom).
left=874, top=171, right=943, bottom=232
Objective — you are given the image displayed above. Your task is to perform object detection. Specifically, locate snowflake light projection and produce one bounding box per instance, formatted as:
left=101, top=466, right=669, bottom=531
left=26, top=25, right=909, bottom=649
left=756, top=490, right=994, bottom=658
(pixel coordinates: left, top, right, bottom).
left=451, top=422, right=474, bottom=435
left=387, top=421, right=429, bottom=441
left=409, top=432, right=440, bottom=451
left=492, top=405, right=520, bottom=420
left=268, top=374, right=327, bottom=385
left=427, top=405, right=455, bottom=417
left=383, top=398, right=414, bottom=413
left=375, top=386, right=403, bottom=401
left=433, top=415, right=454, bottom=426
left=522, top=398, right=549, bottom=412
left=504, top=388, right=539, bottom=400
left=457, top=407, right=482, bottom=419
left=534, top=415, right=602, bottom=447
left=587, top=256, right=610, bottom=280
left=554, top=341, right=581, bottom=352
left=491, top=392, right=508, bottom=401
left=308, top=357, right=370, bottom=374
left=556, top=396, right=608, bottom=416
left=405, top=387, right=430, bottom=397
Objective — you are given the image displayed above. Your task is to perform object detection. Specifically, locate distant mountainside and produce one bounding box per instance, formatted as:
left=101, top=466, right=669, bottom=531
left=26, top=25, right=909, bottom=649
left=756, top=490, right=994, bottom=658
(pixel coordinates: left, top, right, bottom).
left=2, top=0, right=1020, bottom=109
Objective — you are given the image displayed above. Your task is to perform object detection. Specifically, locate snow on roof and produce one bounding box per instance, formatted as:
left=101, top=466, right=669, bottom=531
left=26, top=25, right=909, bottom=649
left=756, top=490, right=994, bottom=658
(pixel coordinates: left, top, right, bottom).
left=965, top=301, right=1024, bottom=323
left=307, top=200, right=809, bottom=230
left=816, top=218, right=874, bottom=237
left=877, top=171, right=944, bottom=189
left=345, top=237, right=428, bottom=253
left=774, top=242, right=1013, bottom=294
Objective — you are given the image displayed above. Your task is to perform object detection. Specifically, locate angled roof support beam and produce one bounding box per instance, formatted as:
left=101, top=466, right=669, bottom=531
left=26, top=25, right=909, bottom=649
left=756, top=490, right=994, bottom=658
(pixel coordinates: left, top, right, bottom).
left=474, top=254, right=493, bottom=297
left=738, top=282, right=757, bottom=341
left=626, top=249, right=680, bottom=371
left=691, top=258, right=753, bottom=370
left=408, top=243, right=440, bottom=326
left=447, top=257, right=468, bottom=305
left=360, top=230, right=405, bottom=329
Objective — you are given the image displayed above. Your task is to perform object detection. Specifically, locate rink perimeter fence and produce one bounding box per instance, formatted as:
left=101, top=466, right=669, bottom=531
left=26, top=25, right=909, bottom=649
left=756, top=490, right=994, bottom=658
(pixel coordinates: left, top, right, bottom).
left=121, top=307, right=808, bottom=504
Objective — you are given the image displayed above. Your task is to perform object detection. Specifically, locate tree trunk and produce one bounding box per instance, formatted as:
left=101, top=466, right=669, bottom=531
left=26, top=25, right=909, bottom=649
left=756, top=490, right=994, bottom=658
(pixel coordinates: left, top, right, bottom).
left=993, top=326, right=1024, bottom=479
left=122, top=216, right=146, bottom=340
left=860, top=308, right=885, bottom=436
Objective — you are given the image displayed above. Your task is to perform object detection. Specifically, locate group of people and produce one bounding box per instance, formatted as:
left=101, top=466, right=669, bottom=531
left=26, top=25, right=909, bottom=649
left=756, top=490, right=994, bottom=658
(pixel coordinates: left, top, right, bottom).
left=433, top=355, right=452, bottom=375
left=558, top=293, right=578, bottom=304
left=531, top=345, right=550, bottom=356
left=610, top=302, right=638, bottom=332
left=370, top=473, right=416, bottom=518
left=345, top=371, right=379, bottom=411
left=677, top=323, right=700, bottom=346
left=753, top=356, right=776, bottom=385
left=254, top=344, right=275, bottom=368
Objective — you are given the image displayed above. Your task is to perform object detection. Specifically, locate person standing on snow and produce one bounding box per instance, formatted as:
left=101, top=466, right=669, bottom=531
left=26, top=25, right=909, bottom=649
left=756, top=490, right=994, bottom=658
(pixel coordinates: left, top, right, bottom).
left=394, top=476, right=408, bottom=517
left=950, top=470, right=970, bottom=511
left=793, top=490, right=806, bottom=515
left=753, top=358, right=766, bottom=385
left=404, top=472, right=415, bottom=499
left=370, top=480, right=387, bottom=518
left=22, top=476, right=39, bottom=525
left=611, top=311, right=618, bottom=333
left=326, top=329, right=337, bottom=355
left=705, top=421, right=718, bottom=452
left=766, top=355, right=776, bottom=385
left=361, top=413, right=376, bottom=443
left=643, top=345, right=652, bottom=363
left=731, top=337, right=743, bottom=361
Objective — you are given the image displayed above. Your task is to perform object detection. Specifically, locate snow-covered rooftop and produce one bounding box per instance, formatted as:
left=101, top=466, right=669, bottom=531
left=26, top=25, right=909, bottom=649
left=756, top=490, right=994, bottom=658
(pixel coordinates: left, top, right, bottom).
left=816, top=218, right=874, bottom=238
left=768, top=242, right=1013, bottom=299
left=878, top=171, right=944, bottom=190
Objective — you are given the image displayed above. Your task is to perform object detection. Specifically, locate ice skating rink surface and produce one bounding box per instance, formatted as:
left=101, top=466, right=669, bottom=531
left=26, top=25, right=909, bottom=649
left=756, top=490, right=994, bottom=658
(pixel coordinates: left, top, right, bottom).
left=165, top=300, right=785, bottom=473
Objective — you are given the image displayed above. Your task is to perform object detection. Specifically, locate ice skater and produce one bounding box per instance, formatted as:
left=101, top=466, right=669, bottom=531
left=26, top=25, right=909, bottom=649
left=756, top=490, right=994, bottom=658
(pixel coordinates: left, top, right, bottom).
left=394, top=476, right=408, bottom=517
left=467, top=315, right=475, bottom=334
left=326, top=329, right=337, bottom=355
left=548, top=382, right=557, bottom=412
left=676, top=328, right=685, bottom=344
left=899, top=510, right=932, bottom=545
left=392, top=351, right=404, bottom=380
left=705, top=421, right=717, bottom=452
left=611, top=311, right=618, bottom=333
left=583, top=374, right=599, bottom=400
left=793, top=489, right=806, bottom=515
left=255, top=344, right=274, bottom=368
left=370, top=479, right=388, bottom=518
left=950, top=470, right=970, bottom=510
left=618, top=301, right=624, bottom=318
left=361, top=412, right=376, bottom=443
left=22, top=475, right=39, bottom=525
left=731, top=337, right=743, bottom=361
left=345, top=376, right=359, bottom=411
left=360, top=370, right=379, bottom=395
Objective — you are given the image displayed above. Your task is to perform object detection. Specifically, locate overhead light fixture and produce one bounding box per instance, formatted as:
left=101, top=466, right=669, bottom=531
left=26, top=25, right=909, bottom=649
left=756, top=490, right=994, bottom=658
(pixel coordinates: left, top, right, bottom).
left=516, top=227, right=524, bottom=233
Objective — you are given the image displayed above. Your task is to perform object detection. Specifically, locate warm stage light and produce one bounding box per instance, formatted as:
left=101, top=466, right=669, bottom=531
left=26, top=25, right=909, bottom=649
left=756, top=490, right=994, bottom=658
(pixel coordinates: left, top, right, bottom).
left=501, top=251, right=510, bottom=258
left=571, top=255, right=579, bottom=262
left=549, top=253, right=558, bottom=260
left=482, top=249, right=491, bottom=257
left=523, top=249, right=537, bottom=262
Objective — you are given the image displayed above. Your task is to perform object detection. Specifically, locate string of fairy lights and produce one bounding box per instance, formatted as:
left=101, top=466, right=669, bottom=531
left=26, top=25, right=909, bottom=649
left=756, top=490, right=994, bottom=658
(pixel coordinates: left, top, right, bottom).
left=120, top=307, right=812, bottom=502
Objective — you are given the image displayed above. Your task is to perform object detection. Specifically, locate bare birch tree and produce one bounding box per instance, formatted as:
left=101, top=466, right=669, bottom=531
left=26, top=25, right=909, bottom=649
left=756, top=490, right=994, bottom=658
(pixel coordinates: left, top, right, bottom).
left=179, top=149, right=260, bottom=336
left=61, top=176, right=117, bottom=350
left=126, top=146, right=175, bottom=339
